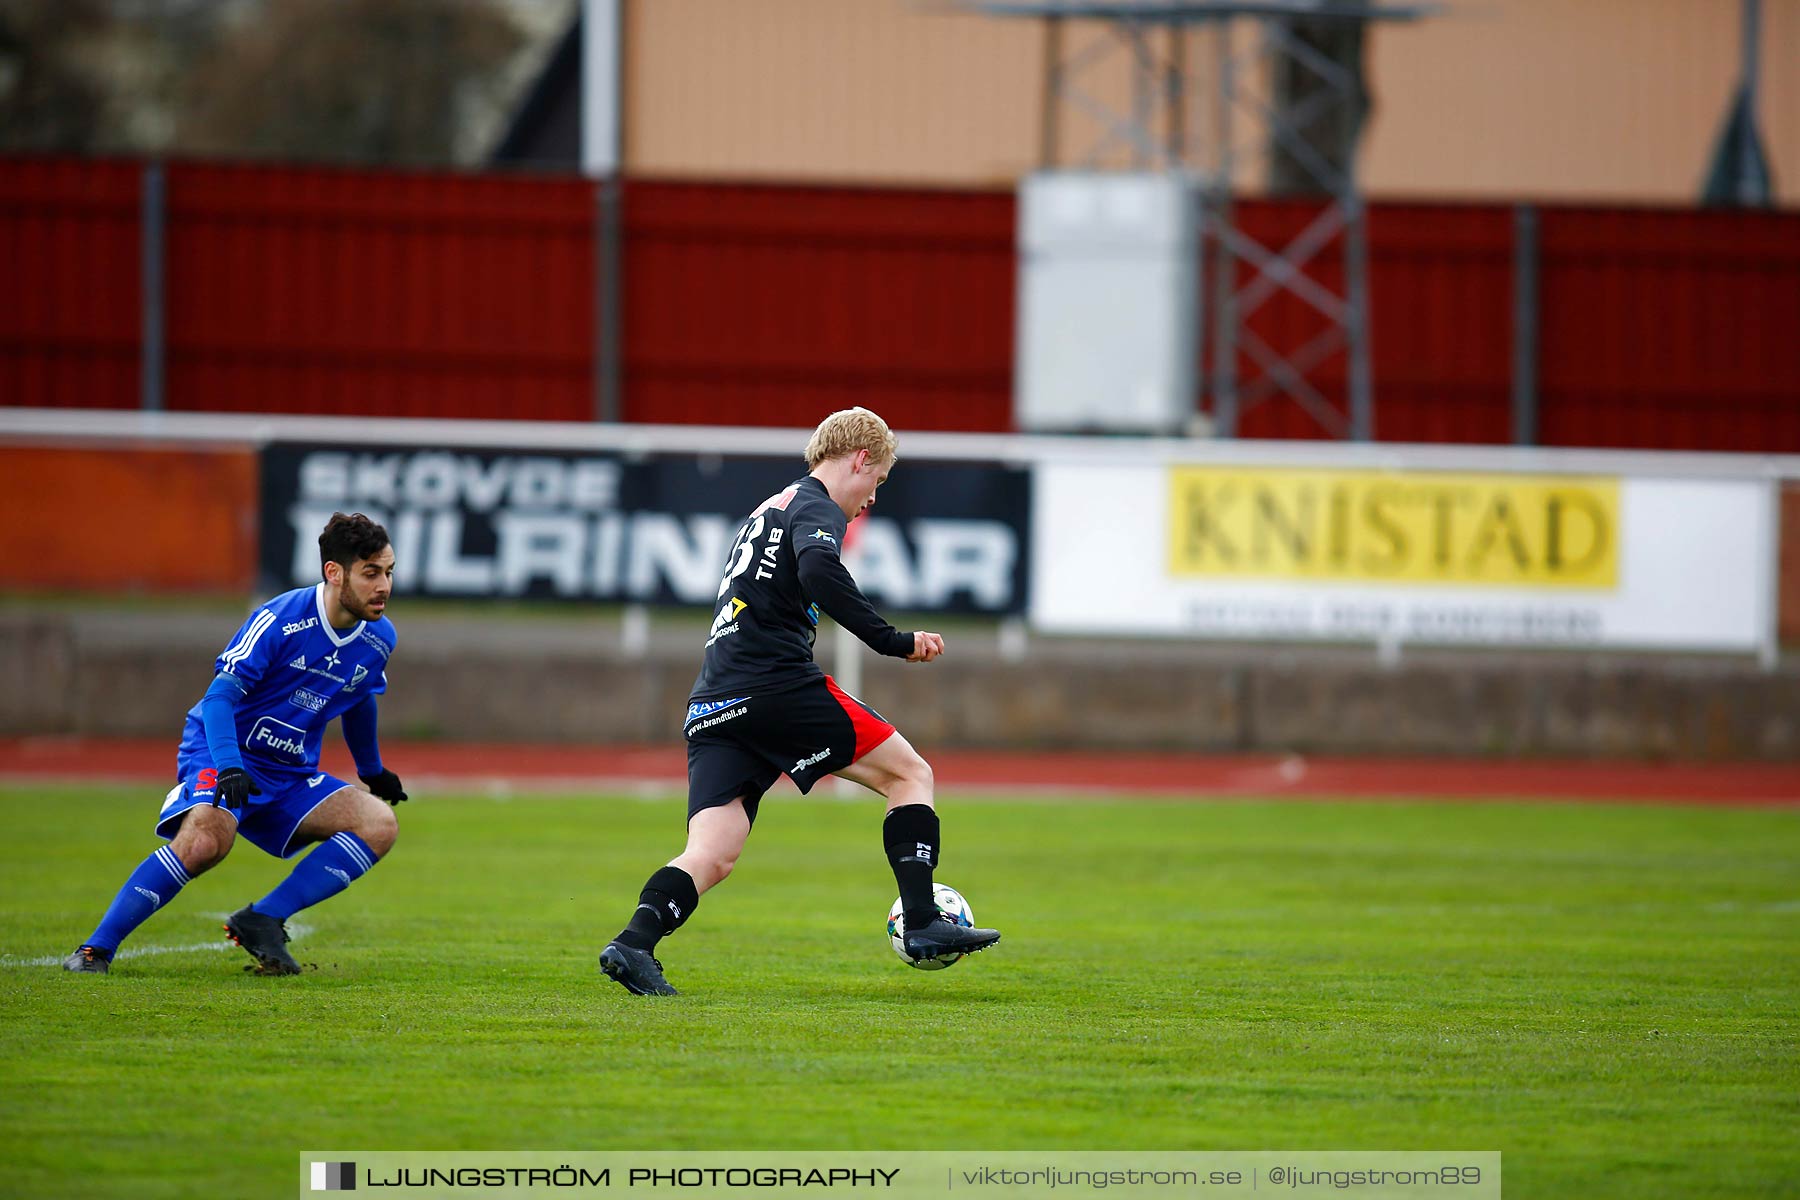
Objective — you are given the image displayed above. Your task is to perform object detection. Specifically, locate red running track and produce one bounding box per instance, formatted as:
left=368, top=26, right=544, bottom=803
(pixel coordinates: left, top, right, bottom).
left=2, top=737, right=1796, bottom=806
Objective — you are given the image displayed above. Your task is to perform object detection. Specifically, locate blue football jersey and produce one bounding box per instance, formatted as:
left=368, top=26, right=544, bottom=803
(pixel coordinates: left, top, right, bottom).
left=177, top=584, right=396, bottom=776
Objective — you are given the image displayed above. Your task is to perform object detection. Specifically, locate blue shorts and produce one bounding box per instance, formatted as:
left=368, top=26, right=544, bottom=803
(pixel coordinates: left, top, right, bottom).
left=156, top=757, right=353, bottom=859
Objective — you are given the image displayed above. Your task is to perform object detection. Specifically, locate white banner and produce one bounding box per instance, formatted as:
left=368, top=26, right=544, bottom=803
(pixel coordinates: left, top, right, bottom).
left=1032, top=462, right=1774, bottom=651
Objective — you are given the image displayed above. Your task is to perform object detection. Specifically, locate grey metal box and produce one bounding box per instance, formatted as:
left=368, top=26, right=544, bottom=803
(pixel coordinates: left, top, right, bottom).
left=1015, top=171, right=1200, bottom=434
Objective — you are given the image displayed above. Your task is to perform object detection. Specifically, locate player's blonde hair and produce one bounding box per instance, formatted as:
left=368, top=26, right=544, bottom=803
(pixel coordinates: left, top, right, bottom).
left=804, top=407, right=897, bottom=469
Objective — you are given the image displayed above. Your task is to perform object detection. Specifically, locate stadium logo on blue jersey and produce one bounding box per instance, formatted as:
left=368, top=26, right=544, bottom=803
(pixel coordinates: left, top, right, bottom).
left=282, top=617, right=318, bottom=635
left=249, top=716, right=308, bottom=762
left=809, top=528, right=837, bottom=544
left=687, top=695, right=751, bottom=724
left=289, top=687, right=328, bottom=713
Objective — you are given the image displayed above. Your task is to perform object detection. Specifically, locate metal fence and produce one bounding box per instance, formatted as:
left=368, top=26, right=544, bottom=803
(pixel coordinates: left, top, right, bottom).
left=4, top=156, right=1797, bottom=449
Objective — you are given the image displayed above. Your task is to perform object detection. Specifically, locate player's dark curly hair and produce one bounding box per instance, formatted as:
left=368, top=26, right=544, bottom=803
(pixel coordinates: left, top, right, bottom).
left=318, top=512, right=391, bottom=577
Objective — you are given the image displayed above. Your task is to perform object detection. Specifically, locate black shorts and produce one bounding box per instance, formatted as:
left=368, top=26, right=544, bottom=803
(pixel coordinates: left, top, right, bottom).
left=683, top=675, right=897, bottom=825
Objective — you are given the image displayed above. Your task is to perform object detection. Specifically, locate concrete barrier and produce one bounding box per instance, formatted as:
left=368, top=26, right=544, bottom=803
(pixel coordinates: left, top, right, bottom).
left=4, top=608, right=1795, bottom=761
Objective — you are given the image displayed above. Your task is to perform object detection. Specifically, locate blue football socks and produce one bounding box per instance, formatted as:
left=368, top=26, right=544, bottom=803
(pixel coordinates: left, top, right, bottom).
left=252, top=832, right=379, bottom=921
left=87, top=846, right=192, bottom=952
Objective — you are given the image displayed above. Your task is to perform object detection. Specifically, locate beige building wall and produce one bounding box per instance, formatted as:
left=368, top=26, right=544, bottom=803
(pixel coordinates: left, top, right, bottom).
left=1364, top=0, right=1800, bottom=204
left=625, top=0, right=1041, bottom=186
left=623, top=0, right=1798, bottom=206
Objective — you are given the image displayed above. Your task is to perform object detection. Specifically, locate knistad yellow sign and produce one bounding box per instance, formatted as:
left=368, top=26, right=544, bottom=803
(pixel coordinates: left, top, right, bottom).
left=1168, top=468, right=1619, bottom=588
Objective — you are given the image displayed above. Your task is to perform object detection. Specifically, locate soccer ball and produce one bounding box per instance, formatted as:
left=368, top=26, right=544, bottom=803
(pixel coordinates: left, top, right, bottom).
left=887, top=883, right=975, bottom=971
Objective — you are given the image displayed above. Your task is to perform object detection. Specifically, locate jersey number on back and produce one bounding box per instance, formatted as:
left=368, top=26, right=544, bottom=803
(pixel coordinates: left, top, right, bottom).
left=712, top=514, right=787, bottom=644
left=718, top=515, right=765, bottom=598
left=717, top=516, right=787, bottom=597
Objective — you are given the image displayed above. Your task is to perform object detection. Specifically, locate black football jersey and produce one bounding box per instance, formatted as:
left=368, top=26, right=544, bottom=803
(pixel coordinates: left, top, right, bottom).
left=689, top=475, right=911, bottom=700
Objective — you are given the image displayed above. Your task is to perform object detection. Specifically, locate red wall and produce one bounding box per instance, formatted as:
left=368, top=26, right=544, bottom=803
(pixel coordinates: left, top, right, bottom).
left=1536, top=207, right=1800, bottom=452
left=1, top=158, right=594, bottom=420
left=1365, top=203, right=1519, bottom=445
left=162, top=162, right=595, bottom=420
left=0, top=158, right=142, bottom=410
left=4, top=156, right=1798, bottom=450
left=623, top=181, right=1014, bottom=431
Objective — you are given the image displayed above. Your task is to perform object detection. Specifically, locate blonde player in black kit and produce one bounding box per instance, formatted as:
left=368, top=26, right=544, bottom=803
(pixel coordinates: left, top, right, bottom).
left=599, top=407, right=1001, bottom=995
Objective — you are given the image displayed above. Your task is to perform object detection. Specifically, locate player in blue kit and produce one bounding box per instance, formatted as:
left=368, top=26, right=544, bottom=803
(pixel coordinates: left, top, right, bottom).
left=63, top=513, right=408, bottom=976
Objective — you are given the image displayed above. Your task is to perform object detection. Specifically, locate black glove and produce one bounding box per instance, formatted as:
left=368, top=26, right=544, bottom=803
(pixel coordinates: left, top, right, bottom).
left=213, top=767, right=261, bottom=808
left=360, top=769, right=407, bottom=805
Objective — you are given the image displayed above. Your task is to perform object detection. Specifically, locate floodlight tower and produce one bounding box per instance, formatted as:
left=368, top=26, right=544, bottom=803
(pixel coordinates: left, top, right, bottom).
left=974, top=0, right=1430, bottom=440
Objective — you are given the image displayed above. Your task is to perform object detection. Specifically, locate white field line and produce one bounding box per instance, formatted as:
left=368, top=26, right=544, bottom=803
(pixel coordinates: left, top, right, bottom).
left=2, top=915, right=315, bottom=968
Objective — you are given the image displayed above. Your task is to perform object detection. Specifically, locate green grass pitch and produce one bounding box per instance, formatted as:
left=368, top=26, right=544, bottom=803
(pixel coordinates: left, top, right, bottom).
left=1, top=784, right=1795, bottom=1198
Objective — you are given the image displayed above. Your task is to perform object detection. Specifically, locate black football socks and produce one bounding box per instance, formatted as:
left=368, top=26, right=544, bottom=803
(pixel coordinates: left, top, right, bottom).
left=616, top=865, right=699, bottom=951
left=884, top=803, right=941, bottom=931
